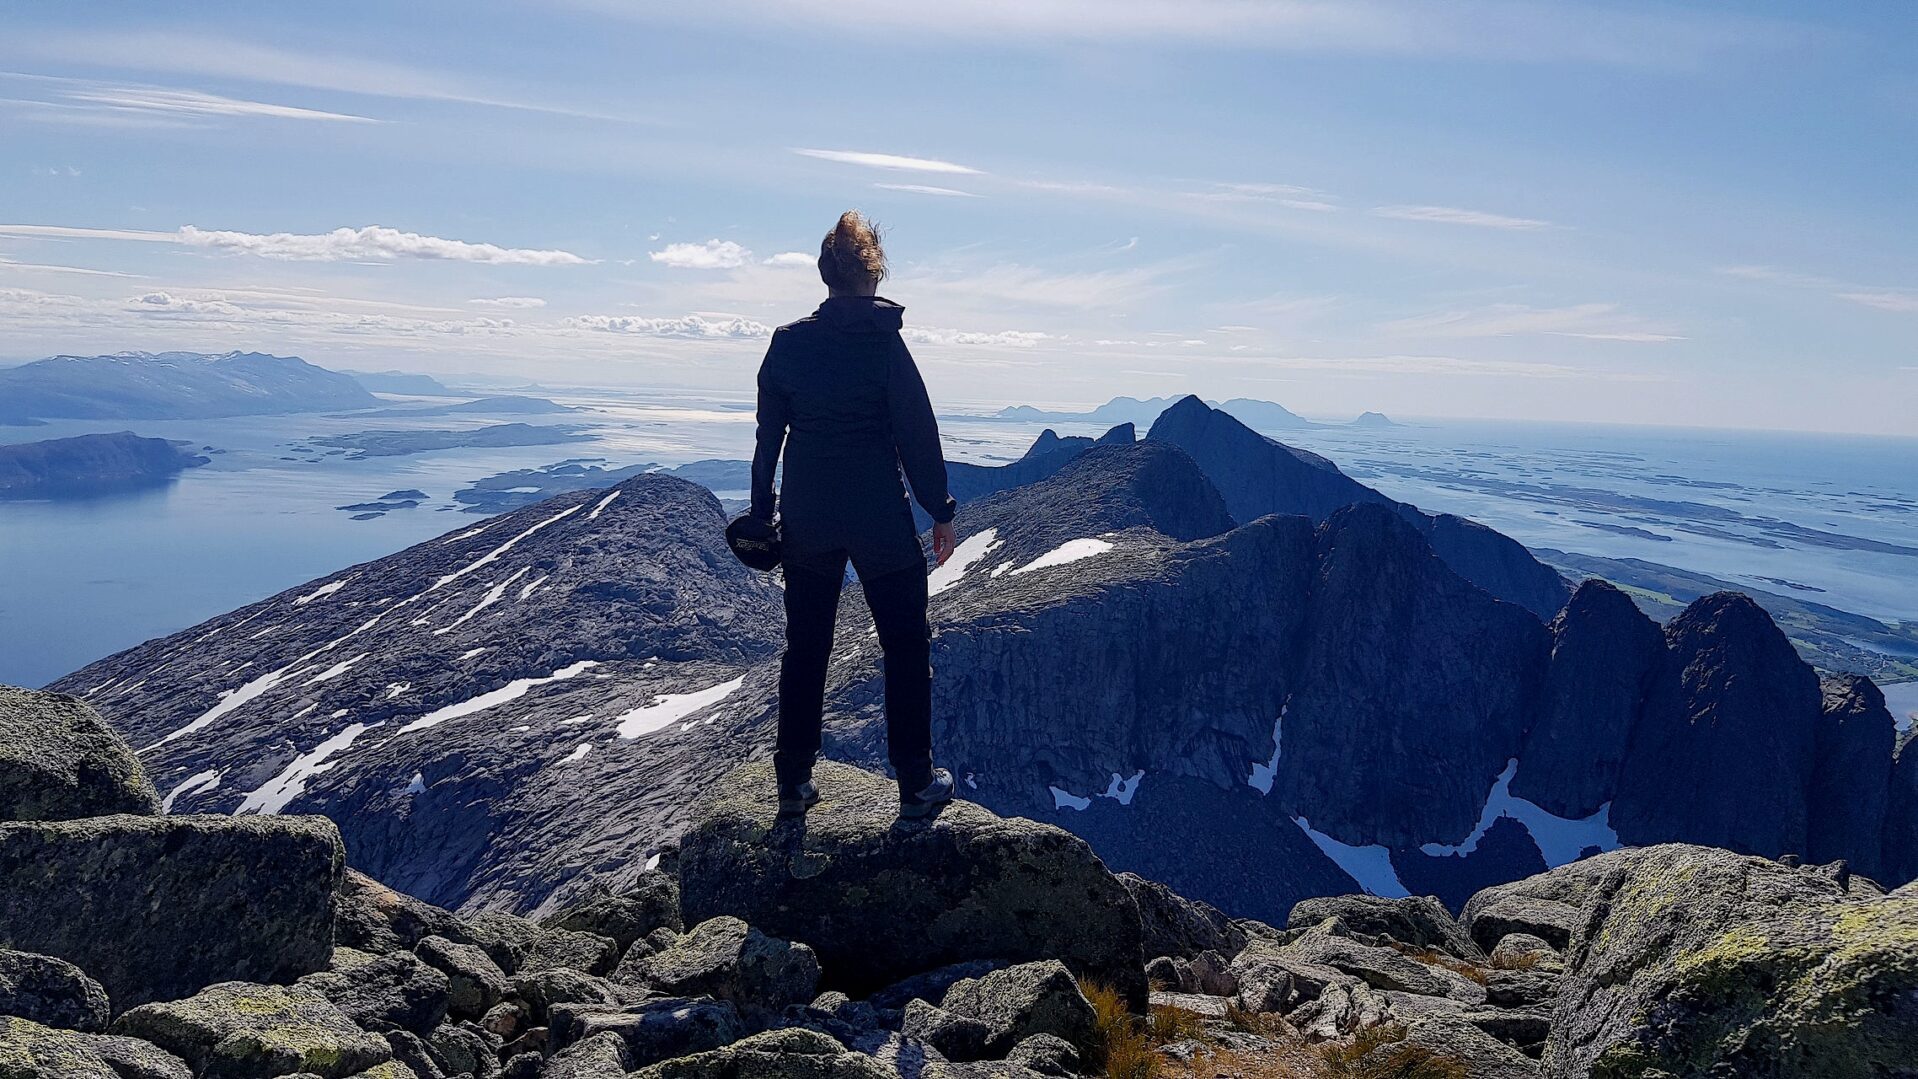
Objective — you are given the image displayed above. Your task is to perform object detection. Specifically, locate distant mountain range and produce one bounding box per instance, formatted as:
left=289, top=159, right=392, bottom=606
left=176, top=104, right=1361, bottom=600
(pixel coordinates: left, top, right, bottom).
left=55, top=395, right=1912, bottom=928
left=343, top=370, right=460, bottom=396
left=0, top=432, right=209, bottom=499
left=989, top=396, right=1393, bottom=431
left=0, top=351, right=378, bottom=423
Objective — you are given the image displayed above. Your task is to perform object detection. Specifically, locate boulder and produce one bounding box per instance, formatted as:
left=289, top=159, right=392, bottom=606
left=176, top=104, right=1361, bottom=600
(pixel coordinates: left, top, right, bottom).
left=626, top=1028, right=891, bottom=1079
left=1006, top=1033, right=1079, bottom=1077
left=0, top=686, right=158, bottom=822
left=0, top=1015, right=121, bottom=1079
left=295, top=953, right=449, bottom=1036
left=83, top=1034, right=194, bottom=1079
left=426, top=1022, right=498, bottom=1079
left=508, top=969, right=629, bottom=1025
left=381, top=1032, right=443, bottom=1079
left=899, top=999, right=991, bottom=1061
left=413, top=937, right=511, bottom=1019
left=0, top=814, right=343, bottom=1010
left=335, top=871, right=467, bottom=956
left=677, top=761, right=1147, bottom=1007
left=1227, top=942, right=1347, bottom=1014
left=1287, top=981, right=1390, bottom=1040
left=109, top=982, right=391, bottom=1079
left=1179, top=951, right=1236, bottom=997
left=538, top=1031, right=629, bottom=1079
left=939, top=961, right=1099, bottom=1059
left=866, top=962, right=1006, bottom=1014
left=1459, top=893, right=1582, bottom=955
left=615, top=916, right=818, bottom=1016
left=539, top=873, right=681, bottom=952
left=0, top=950, right=111, bottom=1032
left=1115, top=873, right=1247, bottom=962
left=1487, top=934, right=1560, bottom=973
left=1285, top=894, right=1481, bottom=961
left=1398, top=1016, right=1539, bottom=1078
left=1530, top=844, right=1918, bottom=1075
left=1483, top=970, right=1558, bottom=1010
left=548, top=997, right=742, bottom=1069
left=1282, top=923, right=1461, bottom=1000
left=459, top=913, right=617, bottom=977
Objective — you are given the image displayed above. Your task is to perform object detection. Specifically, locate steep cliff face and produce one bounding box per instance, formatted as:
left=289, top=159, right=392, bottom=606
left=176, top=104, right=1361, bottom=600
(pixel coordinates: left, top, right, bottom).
left=1146, top=396, right=1569, bottom=619
left=1807, top=675, right=1896, bottom=879
left=1279, top=503, right=1551, bottom=848
left=1509, top=580, right=1663, bottom=818
left=1888, top=732, right=1918, bottom=884
left=1614, top=592, right=1823, bottom=858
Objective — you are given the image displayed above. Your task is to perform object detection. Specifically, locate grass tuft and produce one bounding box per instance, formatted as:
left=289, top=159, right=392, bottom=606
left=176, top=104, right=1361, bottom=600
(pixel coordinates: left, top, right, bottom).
left=1082, top=980, right=1158, bottom=1079
left=1316, top=1024, right=1469, bottom=1079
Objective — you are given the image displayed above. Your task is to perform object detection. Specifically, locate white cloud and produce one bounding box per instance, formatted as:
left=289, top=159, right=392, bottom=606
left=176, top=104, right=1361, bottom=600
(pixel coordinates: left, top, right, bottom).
left=564, top=313, right=773, bottom=338
left=761, top=251, right=814, bottom=268
left=1194, top=182, right=1338, bottom=212
left=902, top=327, right=1056, bottom=348
left=649, top=240, right=751, bottom=270
left=1837, top=291, right=1918, bottom=314
left=874, top=183, right=982, bottom=198
left=1371, top=205, right=1553, bottom=230
left=56, top=83, right=379, bottom=124
left=0, top=222, right=591, bottom=265
left=794, top=148, right=982, bottom=174
left=468, top=296, right=548, bottom=308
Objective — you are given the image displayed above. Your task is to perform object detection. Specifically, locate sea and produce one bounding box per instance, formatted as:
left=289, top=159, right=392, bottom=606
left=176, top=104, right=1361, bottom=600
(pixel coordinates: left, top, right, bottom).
left=3, top=389, right=1915, bottom=700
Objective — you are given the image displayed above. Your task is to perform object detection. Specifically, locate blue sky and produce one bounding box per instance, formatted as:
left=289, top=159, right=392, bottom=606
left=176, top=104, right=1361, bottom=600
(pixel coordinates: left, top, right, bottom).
left=1, top=1, right=1913, bottom=433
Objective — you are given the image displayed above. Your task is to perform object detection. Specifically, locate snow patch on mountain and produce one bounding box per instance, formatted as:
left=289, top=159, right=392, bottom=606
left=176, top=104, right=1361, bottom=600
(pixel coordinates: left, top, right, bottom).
left=237, top=720, right=379, bottom=814
left=928, top=528, right=1001, bottom=597
left=1011, top=538, right=1114, bottom=576
left=1422, top=759, right=1621, bottom=867
left=160, top=769, right=220, bottom=813
left=294, top=577, right=352, bottom=606
left=398, top=660, right=600, bottom=733
left=613, top=675, right=746, bottom=739
left=1294, top=816, right=1409, bottom=898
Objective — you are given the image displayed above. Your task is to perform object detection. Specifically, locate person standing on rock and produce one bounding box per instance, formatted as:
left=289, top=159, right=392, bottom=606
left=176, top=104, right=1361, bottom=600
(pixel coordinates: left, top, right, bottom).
left=749, top=210, right=959, bottom=820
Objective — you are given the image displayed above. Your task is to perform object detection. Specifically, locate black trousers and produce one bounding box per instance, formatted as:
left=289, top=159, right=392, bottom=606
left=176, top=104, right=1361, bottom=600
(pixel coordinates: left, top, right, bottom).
left=774, top=554, right=933, bottom=796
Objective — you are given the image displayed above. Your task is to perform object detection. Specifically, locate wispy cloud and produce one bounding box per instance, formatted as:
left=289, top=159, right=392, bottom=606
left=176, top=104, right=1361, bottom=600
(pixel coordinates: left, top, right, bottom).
left=1835, top=291, right=1918, bottom=314
left=0, top=222, right=592, bottom=265
left=1384, top=302, right=1682, bottom=341
left=874, top=183, right=983, bottom=198
left=794, top=148, right=982, bottom=174
left=650, top=239, right=751, bottom=270
left=1371, top=205, right=1553, bottom=230
left=562, top=313, right=773, bottom=338
left=52, top=82, right=379, bottom=124
left=1719, top=265, right=1918, bottom=315
left=1193, top=182, right=1339, bottom=212
left=761, top=251, right=814, bottom=268
left=468, top=296, right=547, bottom=309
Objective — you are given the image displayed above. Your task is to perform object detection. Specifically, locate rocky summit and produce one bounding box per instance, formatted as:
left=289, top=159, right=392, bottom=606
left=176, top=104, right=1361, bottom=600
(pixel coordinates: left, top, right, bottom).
left=41, top=400, right=1918, bottom=928
left=3, top=710, right=1915, bottom=1079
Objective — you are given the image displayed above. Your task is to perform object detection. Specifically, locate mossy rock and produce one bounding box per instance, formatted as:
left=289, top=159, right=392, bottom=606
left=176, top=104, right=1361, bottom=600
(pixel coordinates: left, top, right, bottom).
left=0, top=686, right=158, bottom=823
left=0, top=815, right=342, bottom=1011
left=109, top=982, right=391, bottom=1079
left=677, top=761, right=1146, bottom=1008
left=1531, top=844, right=1918, bottom=1077
left=627, top=1029, right=893, bottom=1079
left=0, top=1015, right=120, bottom=1079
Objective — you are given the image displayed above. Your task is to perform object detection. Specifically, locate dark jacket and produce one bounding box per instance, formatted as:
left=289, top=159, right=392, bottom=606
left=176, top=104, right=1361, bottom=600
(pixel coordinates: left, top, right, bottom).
left=751, top=296, right=956, bottom=576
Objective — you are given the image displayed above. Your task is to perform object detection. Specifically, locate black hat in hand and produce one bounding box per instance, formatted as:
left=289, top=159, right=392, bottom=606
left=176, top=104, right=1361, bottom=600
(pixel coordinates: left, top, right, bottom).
left=725, top=513, right=782, bottom=571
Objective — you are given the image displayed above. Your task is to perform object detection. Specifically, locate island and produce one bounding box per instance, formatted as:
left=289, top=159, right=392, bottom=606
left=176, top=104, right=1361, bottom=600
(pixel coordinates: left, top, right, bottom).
left=303, top=423, right=593, bottom=459
left=0, top=351, right=378, bottom=422
left=0, top=432, right=210, bottom=499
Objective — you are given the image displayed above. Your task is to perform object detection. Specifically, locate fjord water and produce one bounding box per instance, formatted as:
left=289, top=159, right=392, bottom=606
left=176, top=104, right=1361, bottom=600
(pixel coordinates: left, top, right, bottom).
left=2, top=391, right=1914, bottom=689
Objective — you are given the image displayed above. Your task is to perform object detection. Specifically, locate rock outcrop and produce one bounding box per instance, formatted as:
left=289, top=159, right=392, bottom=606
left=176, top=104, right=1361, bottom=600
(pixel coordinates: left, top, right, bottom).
left=1614, top=593, right=1823, bottom=857
left=0, top=686, right=158, bottom=821
left=1508, top=580, right=1662, bottom=819
left=0, top=814, right=343, bottom=1010
left=1808, top=674, right=1896, bottom=879
left=677, top=760, right=1148, bottom=1007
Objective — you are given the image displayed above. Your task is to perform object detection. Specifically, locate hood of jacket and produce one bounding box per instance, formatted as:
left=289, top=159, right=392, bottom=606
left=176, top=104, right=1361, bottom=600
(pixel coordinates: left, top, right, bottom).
left=815, top=295, right=905, bottom=333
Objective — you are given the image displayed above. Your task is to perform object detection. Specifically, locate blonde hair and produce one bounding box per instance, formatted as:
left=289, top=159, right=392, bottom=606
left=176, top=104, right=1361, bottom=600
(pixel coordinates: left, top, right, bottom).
left=818, top=210, right=887, bottom=290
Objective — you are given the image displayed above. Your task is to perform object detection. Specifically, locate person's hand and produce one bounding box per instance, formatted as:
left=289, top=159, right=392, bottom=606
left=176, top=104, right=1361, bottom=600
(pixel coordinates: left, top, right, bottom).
left=932, top=520, right=957, bottom=566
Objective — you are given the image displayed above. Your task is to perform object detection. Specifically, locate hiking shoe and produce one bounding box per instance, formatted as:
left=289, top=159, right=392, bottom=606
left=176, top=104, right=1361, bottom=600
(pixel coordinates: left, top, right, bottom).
left=778, top=780, right=820, bottom=816
left=899, top=768, right=956, bottom=819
